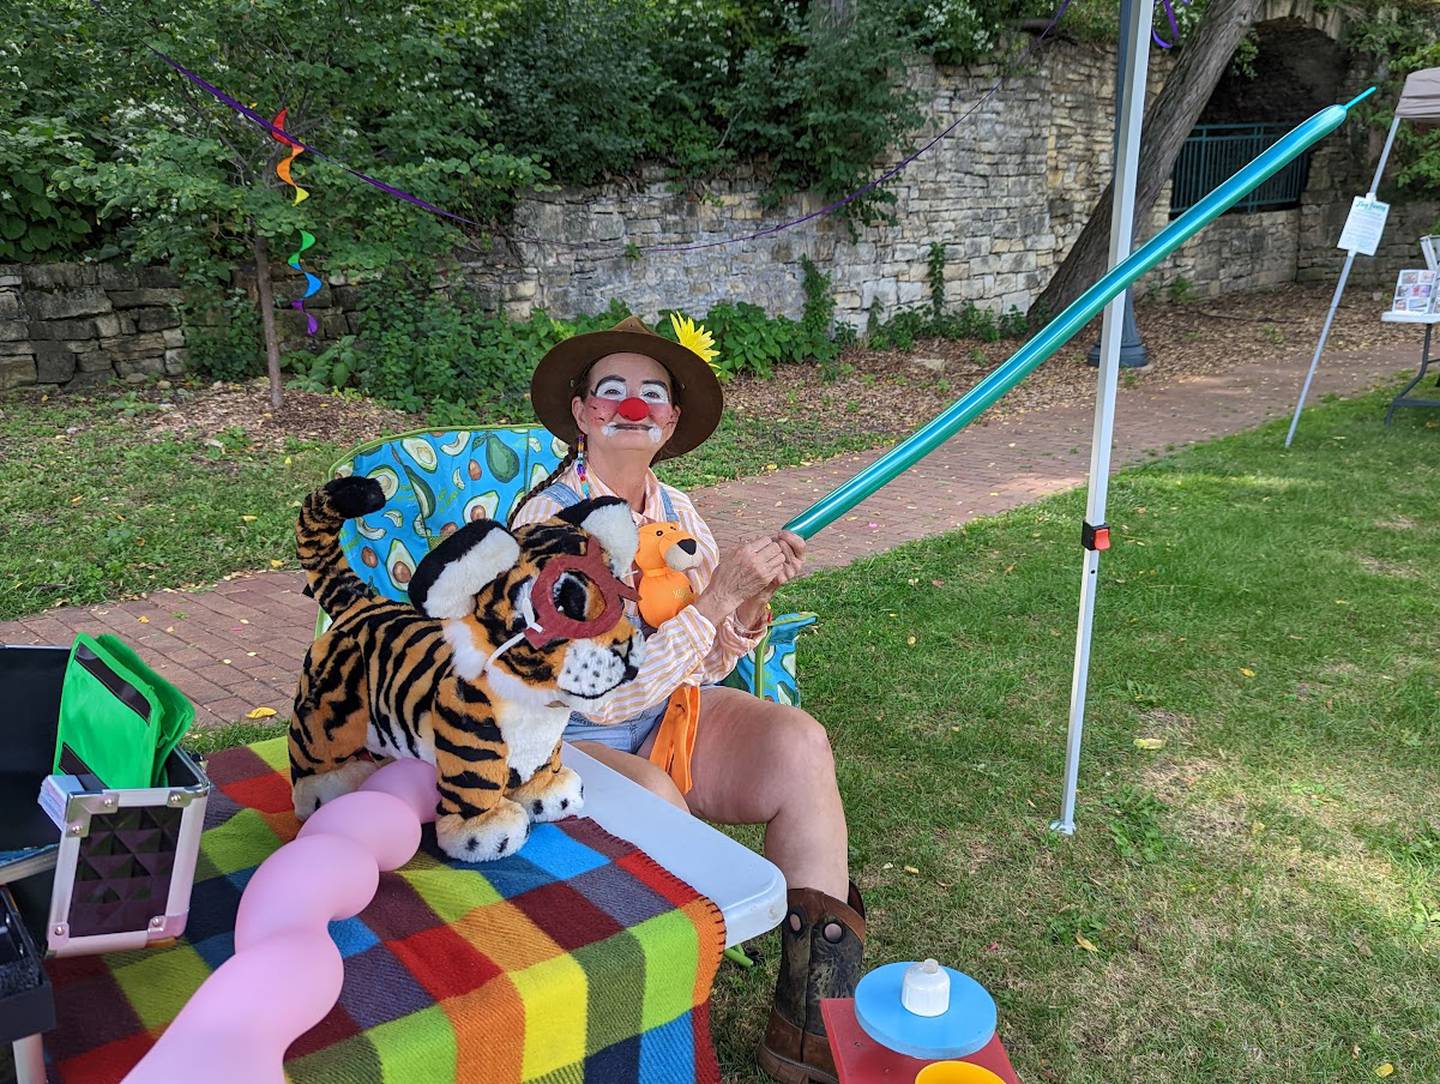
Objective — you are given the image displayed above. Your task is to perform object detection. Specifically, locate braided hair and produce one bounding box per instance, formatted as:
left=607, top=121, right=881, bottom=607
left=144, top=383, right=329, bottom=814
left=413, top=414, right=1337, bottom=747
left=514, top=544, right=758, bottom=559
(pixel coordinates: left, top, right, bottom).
left=508, top=446, right=578, bottom=527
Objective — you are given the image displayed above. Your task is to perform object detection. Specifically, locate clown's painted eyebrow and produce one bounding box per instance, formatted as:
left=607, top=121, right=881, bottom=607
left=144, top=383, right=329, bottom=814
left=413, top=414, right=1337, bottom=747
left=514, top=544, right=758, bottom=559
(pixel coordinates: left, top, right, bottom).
left=591, top=374, right=671, bottom=394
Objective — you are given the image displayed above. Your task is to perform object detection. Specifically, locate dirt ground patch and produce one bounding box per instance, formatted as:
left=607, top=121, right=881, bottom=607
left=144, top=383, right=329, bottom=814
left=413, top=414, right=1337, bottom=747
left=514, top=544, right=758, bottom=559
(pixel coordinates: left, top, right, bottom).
left=27, top=282, right=1414, bottom=464
left=1356, top=554, right=1422, bottom=579
left=144, top=383, right=421, bottom=452
left=726, top=282, right=1415, bottom=443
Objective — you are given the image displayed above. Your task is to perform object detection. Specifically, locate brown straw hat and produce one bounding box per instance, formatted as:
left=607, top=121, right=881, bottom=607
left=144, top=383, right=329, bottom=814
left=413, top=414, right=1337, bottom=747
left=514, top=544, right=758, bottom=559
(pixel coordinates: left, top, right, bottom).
left=530, top=315, right=723, bottom=461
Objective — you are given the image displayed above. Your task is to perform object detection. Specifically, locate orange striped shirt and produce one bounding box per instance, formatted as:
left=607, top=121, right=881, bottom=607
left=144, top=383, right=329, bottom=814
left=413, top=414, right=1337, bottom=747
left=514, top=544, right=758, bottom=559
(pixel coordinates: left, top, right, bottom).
left=511, top=462, right=767, bottom=725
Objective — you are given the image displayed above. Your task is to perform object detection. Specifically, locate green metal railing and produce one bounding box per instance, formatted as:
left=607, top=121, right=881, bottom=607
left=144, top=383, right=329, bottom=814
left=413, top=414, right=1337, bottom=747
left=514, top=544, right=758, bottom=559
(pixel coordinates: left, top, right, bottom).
left=1169, top=123, right=1312, bottom=217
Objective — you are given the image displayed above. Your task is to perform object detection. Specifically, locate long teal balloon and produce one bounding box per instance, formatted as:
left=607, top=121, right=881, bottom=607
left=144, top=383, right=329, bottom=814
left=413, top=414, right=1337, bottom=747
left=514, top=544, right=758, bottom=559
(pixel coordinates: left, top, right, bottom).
left=785, top=89, right=1376, bottom=539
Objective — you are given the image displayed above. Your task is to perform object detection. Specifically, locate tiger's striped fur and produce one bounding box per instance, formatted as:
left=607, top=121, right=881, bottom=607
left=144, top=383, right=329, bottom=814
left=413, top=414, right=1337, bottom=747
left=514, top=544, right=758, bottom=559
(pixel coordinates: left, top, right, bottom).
left=290, top=476, right=643, bottom=860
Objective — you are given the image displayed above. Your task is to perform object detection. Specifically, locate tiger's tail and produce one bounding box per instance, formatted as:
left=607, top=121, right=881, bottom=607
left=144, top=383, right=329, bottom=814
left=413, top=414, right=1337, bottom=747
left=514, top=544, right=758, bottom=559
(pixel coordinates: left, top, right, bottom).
left=296, top=476, right=387, bottom=618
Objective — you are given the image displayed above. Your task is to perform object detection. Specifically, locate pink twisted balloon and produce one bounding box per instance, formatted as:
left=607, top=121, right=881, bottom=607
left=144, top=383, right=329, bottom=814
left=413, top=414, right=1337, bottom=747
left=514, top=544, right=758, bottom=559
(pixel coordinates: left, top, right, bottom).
left=124, top=760, right=439, bottom=1084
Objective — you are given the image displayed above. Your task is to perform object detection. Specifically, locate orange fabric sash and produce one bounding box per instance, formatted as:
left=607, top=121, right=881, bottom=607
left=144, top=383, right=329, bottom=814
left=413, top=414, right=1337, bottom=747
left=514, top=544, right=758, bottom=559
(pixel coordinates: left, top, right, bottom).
left=648, top=685, right=700, bottom=794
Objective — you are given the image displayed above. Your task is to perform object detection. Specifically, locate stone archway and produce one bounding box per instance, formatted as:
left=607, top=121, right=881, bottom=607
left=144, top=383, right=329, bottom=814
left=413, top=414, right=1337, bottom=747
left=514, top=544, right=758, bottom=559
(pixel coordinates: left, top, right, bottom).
left=1199, top=20, right=1347, bottom=125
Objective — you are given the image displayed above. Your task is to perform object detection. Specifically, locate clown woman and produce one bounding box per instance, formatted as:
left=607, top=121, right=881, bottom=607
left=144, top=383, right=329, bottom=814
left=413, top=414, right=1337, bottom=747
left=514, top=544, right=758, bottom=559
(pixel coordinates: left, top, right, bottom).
left=510, top=314, right=864, bottom=1084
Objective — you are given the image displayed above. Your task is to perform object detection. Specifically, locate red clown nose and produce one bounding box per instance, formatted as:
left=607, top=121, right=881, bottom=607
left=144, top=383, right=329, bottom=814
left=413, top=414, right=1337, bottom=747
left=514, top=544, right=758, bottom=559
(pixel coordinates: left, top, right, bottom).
left=616, top=397, right=651, bottom=422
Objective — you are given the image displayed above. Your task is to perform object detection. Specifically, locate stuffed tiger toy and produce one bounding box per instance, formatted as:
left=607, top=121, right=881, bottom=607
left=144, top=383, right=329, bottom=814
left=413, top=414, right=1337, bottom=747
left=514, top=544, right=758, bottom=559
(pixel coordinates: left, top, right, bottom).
left=290, top=475, right=644, bottom=861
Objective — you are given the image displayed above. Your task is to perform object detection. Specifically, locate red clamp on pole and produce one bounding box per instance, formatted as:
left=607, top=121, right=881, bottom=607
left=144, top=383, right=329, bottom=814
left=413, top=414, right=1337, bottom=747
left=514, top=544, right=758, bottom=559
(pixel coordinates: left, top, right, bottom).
left=1081, top=521, right=1111, bottom=551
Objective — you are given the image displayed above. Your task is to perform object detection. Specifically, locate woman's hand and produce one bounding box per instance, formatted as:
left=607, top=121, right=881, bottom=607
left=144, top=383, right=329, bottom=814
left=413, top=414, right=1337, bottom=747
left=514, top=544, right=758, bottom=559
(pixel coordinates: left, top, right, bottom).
left=695, top=536, right=788, bottom=626
left=773, top=530, right=805, bottom=585
left=734, top=531, right=806, bottom=629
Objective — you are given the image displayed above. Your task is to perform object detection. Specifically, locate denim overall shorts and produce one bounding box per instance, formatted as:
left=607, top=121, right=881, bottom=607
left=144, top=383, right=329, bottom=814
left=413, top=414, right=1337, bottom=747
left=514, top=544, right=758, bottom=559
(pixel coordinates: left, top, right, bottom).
left=544, top=481, right=674, bottom=754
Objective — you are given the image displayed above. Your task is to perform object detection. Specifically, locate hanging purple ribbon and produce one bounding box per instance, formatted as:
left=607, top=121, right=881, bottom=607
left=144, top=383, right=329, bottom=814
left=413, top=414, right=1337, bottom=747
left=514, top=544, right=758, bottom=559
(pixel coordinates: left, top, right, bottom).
left=145, top=0, right=1075, bottom=254
left=1152, top=0, right=1189, bottom=48
left=146, top=46, right=489, bottom=230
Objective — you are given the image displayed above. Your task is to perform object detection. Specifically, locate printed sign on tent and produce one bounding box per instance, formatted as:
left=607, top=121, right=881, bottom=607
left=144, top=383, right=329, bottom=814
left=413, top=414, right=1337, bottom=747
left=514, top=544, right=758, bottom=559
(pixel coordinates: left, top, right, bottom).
left=1337, top=195, right=1390, bottom=256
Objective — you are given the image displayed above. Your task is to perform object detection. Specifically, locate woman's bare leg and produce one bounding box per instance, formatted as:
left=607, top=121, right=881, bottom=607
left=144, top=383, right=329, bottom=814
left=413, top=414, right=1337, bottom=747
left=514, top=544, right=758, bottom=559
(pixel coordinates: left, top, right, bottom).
left=569, top=739, right=689, bottom=812
left=684, top=687, right=848, bottom=899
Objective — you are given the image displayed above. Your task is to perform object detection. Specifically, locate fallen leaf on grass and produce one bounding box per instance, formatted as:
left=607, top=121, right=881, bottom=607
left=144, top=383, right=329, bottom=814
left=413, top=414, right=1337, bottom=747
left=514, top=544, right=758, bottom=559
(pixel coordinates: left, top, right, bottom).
left=1240, top=667, right=1256, bottom=678
left=241, top=514, right=257, bottom=522
left=1375, top=1064, right=1394, bottom=1078
left=245, top=707, right=277, bottom=720
left=1133, top=737, right=1165, bottom=750
left=903, top=866, right=920, bottom=875
left=269, top=559, right=284, bottom=568
left=1075, top=934, right=1098, bottom=953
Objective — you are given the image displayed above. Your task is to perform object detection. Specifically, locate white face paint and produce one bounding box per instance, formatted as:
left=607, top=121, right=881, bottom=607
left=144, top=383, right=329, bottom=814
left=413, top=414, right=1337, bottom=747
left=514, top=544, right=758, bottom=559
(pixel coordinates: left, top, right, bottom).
left=591, top=375, right=672, bottom=407
left=600, top=420, right=663, bottom=443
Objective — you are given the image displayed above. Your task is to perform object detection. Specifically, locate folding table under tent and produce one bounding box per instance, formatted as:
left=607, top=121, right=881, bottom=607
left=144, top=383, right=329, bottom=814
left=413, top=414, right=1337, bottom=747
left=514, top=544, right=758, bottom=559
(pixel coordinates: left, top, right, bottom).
left=1286, top=66, right=1440, bottom=445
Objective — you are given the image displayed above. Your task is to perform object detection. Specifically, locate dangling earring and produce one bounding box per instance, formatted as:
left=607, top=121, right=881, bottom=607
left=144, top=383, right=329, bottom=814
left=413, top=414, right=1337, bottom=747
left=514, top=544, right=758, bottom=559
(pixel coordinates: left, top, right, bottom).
left=576, top=432, right=591, bottom=498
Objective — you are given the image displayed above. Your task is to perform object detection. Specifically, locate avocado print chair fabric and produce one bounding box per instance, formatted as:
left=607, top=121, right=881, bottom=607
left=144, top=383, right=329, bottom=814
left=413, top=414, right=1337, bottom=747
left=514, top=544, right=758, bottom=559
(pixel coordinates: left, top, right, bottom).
left=323, top=427, right=815, bottom=704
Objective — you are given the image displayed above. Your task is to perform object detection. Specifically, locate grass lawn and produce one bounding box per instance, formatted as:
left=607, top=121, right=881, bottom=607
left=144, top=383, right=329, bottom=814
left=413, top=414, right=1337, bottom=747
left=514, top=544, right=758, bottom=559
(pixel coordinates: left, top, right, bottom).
left=702, top=390, right=1438, bottom=1081
left=25, top=383, right=1440, bottom=1081
left=0, top=387, right=884, bottom=621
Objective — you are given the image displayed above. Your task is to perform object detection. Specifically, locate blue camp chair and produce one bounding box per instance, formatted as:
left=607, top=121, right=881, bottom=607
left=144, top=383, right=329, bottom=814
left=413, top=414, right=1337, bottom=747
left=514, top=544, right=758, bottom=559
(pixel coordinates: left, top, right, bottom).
left=322, top=426, right=814, bottom=705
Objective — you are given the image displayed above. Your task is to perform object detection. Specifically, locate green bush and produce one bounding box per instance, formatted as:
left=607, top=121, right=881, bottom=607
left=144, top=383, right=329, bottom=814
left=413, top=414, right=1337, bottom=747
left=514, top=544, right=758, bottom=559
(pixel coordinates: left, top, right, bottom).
left=285, top=272, right=636, bottom=417
left=0, top=118, right=98, bottom=261
left=282, top=265, right=846, bottom=414
left=182, top=290, right=264, bottom=382
left=867, top=299, right=1027, bottom=351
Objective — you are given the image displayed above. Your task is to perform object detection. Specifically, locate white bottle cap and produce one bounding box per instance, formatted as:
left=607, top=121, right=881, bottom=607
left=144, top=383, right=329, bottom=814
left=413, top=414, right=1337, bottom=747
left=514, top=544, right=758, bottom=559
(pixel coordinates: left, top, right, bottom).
left=900, top=958, right=950, bottom=1017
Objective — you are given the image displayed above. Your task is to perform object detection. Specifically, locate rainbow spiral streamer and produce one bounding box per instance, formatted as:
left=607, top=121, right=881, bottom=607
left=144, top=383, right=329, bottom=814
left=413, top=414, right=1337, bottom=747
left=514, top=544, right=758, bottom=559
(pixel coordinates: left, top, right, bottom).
left=270, top=108, right=320, bottom=336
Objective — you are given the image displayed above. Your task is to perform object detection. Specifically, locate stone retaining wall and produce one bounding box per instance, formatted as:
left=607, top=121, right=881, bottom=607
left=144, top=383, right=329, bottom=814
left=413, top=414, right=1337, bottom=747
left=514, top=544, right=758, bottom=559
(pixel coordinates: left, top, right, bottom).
left=0, top=264, right=188, bottom=392
left=6, top=27, right=1438, bottom=393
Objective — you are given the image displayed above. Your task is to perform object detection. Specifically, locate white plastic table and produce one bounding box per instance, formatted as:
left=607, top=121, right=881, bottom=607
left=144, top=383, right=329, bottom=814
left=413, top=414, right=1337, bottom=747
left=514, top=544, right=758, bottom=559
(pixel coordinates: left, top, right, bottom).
left=1380, top=310, right=1440, bottom=424
left=562, top=743, right=786, bottom=947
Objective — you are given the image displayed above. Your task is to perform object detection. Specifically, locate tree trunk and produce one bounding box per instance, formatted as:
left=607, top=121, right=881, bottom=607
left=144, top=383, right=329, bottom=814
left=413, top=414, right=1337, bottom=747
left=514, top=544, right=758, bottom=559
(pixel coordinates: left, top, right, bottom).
left=252, top=233, right=284, bottom=409
left=1029, top=0, right=1263, bottom=322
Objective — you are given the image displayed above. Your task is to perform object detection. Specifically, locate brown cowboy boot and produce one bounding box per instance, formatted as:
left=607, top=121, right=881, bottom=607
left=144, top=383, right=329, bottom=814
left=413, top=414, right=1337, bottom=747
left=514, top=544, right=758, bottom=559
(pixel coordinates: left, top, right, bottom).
left=757, top=883, right=866, bottom=1084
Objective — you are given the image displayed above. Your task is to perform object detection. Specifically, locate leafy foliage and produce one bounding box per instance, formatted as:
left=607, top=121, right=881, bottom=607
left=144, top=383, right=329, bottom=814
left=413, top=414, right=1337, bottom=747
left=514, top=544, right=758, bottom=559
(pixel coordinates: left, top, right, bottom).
left=866, top=240, right=1026, bottom=349
left=717, top=3, right=922, bottom=224
left=7, top=0, right=547, bottom=284
left=182, top=289, right=264, bottom=382
left=0, top=118, right=98, bottom=261
left=288, top=278, right=631, bottom=419
left=284, top=268, right=844, bottom=414
left=5, top=0, right=1101, bottom=269
left=1346, top=2, right=1440, bottom=209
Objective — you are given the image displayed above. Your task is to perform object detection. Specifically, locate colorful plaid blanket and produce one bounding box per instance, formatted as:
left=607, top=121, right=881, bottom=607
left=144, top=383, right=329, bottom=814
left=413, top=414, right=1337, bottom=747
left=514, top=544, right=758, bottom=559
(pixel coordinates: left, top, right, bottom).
left=45, top=739, right=725, bottom=1083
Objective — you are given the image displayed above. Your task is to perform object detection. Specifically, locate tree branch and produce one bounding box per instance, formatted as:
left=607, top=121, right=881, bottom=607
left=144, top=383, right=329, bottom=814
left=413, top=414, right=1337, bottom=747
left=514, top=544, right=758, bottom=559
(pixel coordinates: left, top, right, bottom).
left=1029, top=0, right=1264, bottom=322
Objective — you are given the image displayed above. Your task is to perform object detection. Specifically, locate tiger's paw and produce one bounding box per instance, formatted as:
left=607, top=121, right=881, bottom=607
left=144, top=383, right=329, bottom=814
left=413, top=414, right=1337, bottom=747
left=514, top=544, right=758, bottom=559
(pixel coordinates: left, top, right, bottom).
left=436, top=798, right=531, bottom=861
left=518, top=766, right=584, bottom=824
left=292, top=759, right=380, bottom=820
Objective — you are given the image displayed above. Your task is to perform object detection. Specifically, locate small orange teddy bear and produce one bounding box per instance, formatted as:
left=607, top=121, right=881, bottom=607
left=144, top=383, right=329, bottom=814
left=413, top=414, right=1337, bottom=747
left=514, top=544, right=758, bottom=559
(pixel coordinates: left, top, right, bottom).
left=633, top=521, right=700, bottom=628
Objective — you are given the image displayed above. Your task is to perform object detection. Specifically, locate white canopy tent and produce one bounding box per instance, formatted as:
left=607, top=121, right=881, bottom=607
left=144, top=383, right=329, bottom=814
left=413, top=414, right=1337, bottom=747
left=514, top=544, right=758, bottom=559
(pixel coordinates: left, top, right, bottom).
left=1285, top=67, right=1440, bottom=445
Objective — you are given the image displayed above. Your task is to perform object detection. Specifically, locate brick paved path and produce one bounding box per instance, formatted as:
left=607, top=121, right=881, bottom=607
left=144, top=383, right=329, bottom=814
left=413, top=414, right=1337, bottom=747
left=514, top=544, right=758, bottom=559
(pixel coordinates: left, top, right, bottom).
left=1, top=343, right=1414, bottom=726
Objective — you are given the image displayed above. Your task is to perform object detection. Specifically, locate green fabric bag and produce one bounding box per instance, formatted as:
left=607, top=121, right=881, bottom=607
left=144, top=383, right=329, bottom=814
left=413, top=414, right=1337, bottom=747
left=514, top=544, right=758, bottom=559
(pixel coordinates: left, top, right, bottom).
left=54, top=634, right=194, bottom=789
